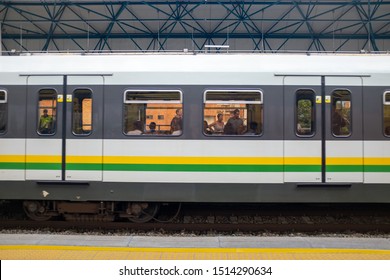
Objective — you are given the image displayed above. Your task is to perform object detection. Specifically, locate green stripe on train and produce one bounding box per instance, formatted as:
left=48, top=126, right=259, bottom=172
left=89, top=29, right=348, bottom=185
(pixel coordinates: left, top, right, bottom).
left=66, top=163, right=102, bottom=171
left=284, top=165, right=321, bottom=172
left=1, top=163, right=390, bottom=173
left=103, top=164, right=285, bottom=172
left=0, top=163, right=25, bottom=170
left=326, top=165, right=364, bottom=172
left=0, top=162, right=61, bottom=170
left=69, top=163, right=321, bottom=172
left=26, top=163, right=62, bottom=170
left=364, top=165, right=390, bottom=172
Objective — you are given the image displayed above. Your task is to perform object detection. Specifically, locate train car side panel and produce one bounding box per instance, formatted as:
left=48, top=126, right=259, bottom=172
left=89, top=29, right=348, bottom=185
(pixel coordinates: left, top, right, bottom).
left=363, top=85, right=390, bottom=183
left=102, top=139, right=284, bottom=183
left=0, top=85, right=27, bottom=181
left=364, top=141, right=390, bottom=183
left=0, top=139, right=25, bottom=181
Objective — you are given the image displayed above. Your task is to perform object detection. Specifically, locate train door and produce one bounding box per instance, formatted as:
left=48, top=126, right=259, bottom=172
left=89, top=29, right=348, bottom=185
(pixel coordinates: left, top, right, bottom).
left=65, top=76, right=104, bottom=181
left=325, top=77, right=363, bottom=183
left=25, top=75, right=104, bottom=181
left=283, top=76, right=363, bottom=184
left=26, top=76, right=63, bottom=180
left=283, top=76, right=322, bottom=183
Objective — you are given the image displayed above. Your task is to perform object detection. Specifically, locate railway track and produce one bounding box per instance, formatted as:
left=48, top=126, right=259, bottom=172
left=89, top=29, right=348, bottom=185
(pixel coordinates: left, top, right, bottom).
left=0, top=204, right=390, bottom=235
left=1, top=202, right=389, bottom=234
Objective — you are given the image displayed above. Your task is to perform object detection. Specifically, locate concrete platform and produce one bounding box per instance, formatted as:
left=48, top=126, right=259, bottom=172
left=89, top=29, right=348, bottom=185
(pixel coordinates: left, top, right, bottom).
left=1, top=234, right=390, bottom=259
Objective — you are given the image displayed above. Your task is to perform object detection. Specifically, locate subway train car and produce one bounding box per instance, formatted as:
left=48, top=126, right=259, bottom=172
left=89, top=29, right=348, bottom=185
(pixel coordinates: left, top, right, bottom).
left=0, top=53, right=390, bottom=222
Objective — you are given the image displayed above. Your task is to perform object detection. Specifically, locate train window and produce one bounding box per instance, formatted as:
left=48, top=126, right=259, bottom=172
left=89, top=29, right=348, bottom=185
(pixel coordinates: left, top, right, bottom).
left=37, top=89, right=57, bottom=135
left=0, top=90, right=7, bottom=134
left=203, top=90, right=263, bottom=136
left=123, top=90, right=182, bottom=135
left=296, top=90, right=315, bottom=136
left=72, top=89, right=92, bottom=135
left=384, top=92, right=390, bottom=136
left=331, top=90, right=351, bottom=137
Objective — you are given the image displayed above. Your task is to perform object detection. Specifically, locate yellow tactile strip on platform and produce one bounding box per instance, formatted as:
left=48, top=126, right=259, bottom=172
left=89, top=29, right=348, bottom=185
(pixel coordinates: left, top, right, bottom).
left=1, top=246, right=390, bottom=260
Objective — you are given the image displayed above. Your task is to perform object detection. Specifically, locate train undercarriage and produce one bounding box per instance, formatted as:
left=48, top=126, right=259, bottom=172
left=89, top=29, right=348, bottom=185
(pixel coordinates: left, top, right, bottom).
left=22, top=200, right=170, bottom=223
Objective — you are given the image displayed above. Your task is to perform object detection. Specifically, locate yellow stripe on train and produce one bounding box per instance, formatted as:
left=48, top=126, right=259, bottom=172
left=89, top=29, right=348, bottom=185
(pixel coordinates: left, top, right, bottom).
left=102, top=156, right=284, bottom=165
left=326, top=157, right=363, bottom=165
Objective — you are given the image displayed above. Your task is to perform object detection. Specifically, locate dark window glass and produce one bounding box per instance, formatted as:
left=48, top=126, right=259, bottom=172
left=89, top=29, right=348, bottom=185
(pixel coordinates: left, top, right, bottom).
left=205, top=91, right=262, bottom=103
left=124, top=90, right=182, bottom=136
left=125, top=91, right=180, bottom=102
left=296, top=90, right=315, bottom=136
left=73, top=89, right=92, bottom=135
left=203, top=90, right=263, bottom=136
left=331, top=90, right=351, bottom=137
left=38, top=89, right=57, bottom=135
left=384, top=92, right=390, bottom=136
left=0, top=90, right=7, bottom=134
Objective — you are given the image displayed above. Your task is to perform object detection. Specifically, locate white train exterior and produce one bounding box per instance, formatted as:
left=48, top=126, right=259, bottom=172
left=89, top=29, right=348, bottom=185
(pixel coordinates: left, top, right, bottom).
left=0, top=53, right=390, bottom=220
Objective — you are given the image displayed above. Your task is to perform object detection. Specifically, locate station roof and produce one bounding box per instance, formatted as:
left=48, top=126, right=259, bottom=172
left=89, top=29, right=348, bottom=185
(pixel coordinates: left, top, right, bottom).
left=1, top=0, right=390, bottom=54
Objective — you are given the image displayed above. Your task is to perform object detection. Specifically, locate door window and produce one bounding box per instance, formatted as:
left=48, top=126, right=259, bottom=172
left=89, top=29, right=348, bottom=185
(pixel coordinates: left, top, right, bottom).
left=384, top=92, right=390, bottom=136
left=296, top=89, right=315, bottom=136
left=72, top=89, right=93, bottom=135
left=0, top=90, right=7, bottom=134
left=331, top=90, right=351, bottom=137
left=37, top=89, right=57, bottom=135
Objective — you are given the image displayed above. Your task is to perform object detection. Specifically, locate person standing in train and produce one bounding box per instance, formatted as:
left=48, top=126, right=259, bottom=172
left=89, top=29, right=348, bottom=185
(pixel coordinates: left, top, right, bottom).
left=170, top=108, right=183, bottom=135
left=208, top=113, right=224, bottom=134
left=38, top=109, right=53, bottom=134
left=226, top=109, right=243, bottom=135
left=332, top=107, right=348, bottom=135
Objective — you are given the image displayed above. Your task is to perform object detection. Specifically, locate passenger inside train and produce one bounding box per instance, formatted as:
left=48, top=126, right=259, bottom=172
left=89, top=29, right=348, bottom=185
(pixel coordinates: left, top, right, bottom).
left=170, top=108, right=183, bottom=135
left=208, top=113, right=224, bottom=134
left=38, top=109, right=54, bottom=134
left=127, top=120, right=144, bottom=135
left=146, top=122, right=157, bottom=134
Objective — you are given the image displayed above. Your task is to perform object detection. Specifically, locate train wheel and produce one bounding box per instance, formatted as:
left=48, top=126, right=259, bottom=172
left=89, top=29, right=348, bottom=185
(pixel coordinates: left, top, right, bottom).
left=127, top=202, right=160, bottom=223
left=23, top=201, right=53, bottom=221
left=153, top=203, right=182, bottom=223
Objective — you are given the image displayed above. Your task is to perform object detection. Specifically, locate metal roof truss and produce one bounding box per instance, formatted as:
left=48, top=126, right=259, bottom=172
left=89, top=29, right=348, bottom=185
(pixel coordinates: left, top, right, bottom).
left=1, top=0, right=390, bottom=53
